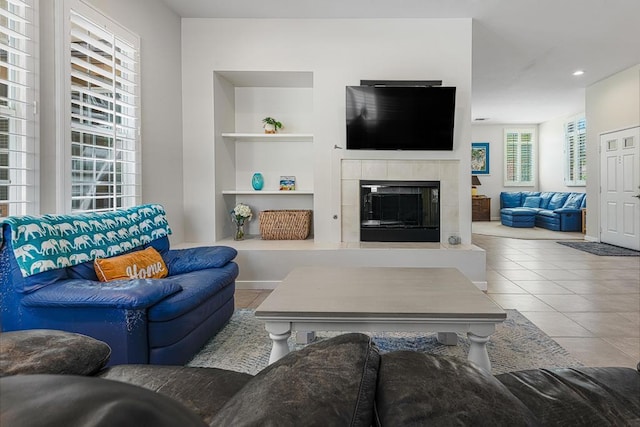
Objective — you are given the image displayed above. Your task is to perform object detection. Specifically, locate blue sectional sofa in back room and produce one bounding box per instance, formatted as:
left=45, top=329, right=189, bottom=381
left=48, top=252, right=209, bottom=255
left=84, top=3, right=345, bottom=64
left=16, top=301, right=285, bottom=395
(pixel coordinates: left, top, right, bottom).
left=500, top=191, right=586, bottom=231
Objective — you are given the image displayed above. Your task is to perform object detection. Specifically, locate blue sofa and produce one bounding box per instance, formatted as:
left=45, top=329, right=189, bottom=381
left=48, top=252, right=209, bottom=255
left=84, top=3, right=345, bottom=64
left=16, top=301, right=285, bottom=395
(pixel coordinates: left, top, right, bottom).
left=0, top=204, right=239, bottom=366
left=500, top=191, right=586, bottom=231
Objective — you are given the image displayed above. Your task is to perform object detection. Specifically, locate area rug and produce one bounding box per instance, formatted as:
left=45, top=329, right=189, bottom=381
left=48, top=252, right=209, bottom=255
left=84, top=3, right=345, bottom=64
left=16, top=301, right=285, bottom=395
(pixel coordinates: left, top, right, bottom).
left=473, top=221, right=584, bottom=240
left=188, top=309, right=583, bottom=375
left=557, top=241, right=640, bottom=256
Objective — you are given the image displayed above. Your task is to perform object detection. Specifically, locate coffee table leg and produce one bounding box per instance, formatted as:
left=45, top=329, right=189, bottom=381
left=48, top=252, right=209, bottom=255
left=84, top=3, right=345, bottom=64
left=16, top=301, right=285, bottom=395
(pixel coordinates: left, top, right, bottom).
left=265, top=322, right=292, bottom=364
left=467, top=333, right=491, bottom=372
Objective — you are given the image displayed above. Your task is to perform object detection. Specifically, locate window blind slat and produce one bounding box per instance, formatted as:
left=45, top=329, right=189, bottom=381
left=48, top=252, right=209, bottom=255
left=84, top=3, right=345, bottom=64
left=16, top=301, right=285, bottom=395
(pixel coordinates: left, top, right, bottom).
left=1, top=0, right=36, bottom=217
left=67, top=1, right=139, bottom=213
left=563, top=117, right=587, bottom=186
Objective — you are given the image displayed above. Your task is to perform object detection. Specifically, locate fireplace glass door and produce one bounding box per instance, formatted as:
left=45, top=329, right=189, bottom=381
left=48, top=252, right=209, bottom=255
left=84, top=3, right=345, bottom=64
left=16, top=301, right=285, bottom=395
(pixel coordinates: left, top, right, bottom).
left=360, top=180, right=440, bottom=242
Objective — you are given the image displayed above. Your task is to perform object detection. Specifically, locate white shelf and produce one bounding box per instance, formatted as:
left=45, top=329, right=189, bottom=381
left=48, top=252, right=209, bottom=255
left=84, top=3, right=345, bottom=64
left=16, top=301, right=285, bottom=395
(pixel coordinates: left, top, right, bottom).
left=222, top=132, right=313, bottom=141
left=222, top=190, right=313, bottom=195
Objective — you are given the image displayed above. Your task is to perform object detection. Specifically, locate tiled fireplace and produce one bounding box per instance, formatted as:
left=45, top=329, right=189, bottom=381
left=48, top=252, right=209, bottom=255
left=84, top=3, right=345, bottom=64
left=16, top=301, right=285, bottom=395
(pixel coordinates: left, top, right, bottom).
left=341, top=159, right=460, bottom=243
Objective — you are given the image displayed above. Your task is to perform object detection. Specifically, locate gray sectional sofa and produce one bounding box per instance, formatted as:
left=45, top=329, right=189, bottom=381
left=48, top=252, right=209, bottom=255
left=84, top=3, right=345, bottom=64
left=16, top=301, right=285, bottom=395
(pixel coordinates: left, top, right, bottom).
left=1, top=329, right=638, bottom=426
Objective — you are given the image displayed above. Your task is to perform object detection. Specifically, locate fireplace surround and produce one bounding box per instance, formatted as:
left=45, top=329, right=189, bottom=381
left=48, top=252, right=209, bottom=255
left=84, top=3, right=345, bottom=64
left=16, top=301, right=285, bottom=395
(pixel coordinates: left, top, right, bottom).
left=360, top=180, right=440, bottom=242
left=340, top=159, right=460, bottom=244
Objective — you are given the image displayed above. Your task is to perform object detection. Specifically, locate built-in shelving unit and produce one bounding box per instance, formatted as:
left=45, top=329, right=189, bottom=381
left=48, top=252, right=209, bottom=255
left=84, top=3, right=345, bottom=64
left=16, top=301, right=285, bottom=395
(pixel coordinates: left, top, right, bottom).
left=221, top=133, right=313, bottom=141
left=222, top=190, right=314, bottom=195
left=213, top=70, right=315, bottom=241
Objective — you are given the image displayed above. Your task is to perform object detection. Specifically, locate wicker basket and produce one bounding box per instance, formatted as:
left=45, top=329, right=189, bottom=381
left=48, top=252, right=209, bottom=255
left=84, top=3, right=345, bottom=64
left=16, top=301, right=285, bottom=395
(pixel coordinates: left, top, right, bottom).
left=259, top=210, right=312, bottom=240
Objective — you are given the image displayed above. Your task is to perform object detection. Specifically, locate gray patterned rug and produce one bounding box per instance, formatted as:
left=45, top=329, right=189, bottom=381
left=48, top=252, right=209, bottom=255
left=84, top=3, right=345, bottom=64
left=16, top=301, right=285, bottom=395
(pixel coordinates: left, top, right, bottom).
left=557, top=241, right=640, bottom=256
left=188, top=309, right=582, bottom=375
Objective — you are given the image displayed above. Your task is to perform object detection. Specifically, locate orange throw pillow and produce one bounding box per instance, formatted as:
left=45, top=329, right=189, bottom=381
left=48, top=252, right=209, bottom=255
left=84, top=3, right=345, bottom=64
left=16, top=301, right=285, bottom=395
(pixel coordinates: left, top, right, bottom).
left=94, top=247, right=168, bottom=282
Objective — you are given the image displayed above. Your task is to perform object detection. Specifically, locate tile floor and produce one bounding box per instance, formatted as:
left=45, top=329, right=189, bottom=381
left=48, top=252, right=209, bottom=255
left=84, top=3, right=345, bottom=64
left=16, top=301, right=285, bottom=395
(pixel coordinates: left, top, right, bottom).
left=235, top=233, right=639, bottom=369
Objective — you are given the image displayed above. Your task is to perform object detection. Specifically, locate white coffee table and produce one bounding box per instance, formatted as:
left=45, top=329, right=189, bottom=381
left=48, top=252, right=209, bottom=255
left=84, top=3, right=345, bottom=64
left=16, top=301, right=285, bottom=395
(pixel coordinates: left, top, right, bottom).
left=255, top=266, right=506, bottom=371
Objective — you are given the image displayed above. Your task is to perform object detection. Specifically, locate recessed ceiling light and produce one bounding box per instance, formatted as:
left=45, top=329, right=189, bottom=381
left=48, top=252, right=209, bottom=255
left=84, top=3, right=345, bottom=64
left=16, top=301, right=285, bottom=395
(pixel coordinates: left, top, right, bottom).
left=573, top=70, right=585, bottom=76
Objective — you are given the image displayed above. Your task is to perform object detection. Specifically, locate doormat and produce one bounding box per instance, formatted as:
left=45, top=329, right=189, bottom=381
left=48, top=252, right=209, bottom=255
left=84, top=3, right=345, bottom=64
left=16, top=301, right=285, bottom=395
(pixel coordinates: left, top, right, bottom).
left=557, top=241, right=640, bottom=256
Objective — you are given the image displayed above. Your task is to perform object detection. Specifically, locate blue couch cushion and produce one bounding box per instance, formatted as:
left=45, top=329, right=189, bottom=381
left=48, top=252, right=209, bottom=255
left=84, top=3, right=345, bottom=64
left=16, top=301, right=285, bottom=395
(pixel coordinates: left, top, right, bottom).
left=501, top=192, right=522, bottom=208
left=146, top=236, right=170, bottom=255
left=22, top=278, right=182, bottom=309
left=523, top=196, right=541, bottom=208
left=536, top=209, right=557, bottom=218
left=563, top=193, right=585, bottom=209
left=148, top=262, right=239, bottom=322
left=501, top=207, right=538, bottom=216
left=67, top=260, right=100, bottom=281
left=13, top=265, right=68, bottom=294
left=521, top=191, right=541, bottom=200
left=547, top=193, right=569, bottom=210
left=163, top=246, right=237, bottom=276
left=538, top=192, right=554, bottom=209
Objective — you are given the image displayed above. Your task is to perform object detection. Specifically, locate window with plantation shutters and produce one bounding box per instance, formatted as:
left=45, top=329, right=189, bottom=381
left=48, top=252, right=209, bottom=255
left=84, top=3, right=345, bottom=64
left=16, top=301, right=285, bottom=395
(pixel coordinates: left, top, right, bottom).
left=504, top=128, right=535, bottom=186
left=61, top=0, right=140, bottom=213
left=0, top=0, right=37, bottom=217
left=564, top=117, right=586, bottom=186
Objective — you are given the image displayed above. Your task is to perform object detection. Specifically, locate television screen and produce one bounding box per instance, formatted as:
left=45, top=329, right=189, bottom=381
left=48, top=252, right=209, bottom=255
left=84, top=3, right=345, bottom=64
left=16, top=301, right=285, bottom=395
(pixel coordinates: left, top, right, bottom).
left=346, top=86, right=456, bottom=150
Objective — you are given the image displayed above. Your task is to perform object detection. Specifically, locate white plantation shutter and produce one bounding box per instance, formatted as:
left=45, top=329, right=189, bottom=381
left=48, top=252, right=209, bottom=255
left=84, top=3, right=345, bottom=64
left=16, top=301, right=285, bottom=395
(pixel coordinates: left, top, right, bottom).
left=504, top=128, right=535, bottom=186
left=63, top=0, right=140, bottom=213
left=0, top=0, right=37, bottom=217
left=564, top=117, right=586, bottom=186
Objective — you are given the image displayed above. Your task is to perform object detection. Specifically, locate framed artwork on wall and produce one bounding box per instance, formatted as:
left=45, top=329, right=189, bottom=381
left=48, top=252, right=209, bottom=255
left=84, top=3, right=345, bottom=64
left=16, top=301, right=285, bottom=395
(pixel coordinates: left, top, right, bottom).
left=471, top=142, right=490, bottom=175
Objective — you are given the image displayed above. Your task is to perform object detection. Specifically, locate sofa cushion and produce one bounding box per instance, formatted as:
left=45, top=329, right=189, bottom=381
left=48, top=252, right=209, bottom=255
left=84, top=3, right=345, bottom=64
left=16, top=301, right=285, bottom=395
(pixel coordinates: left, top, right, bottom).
left=562, top=193, right=585, bottom=209
left=374, top=351, right=538, bottom=426
left=496, top=367, right=640, bottom=425
left=535, top=209, right=557, bottom=218
left=521, top=191, right=541, bottom=200
left=94, top=247, right=168, bottom=282
left=163, top=246, right=238, bottom=276
left=0, top=374, right=207, bottom=427
left=100, top=365, right=252, bottom=424
left=547, top=192, right=569, bottom=210
left=212, top=333, right=380, bottom=427
left=147, top=262, right=238, bottom=322
left=0, top=329, right=111, bottom=377
left=501, top=207, right=538, bottom=216
left=539, top=192, right=555, bottom=209
left=22, top=278, right=182, bottom=309
left=500, top=192, right=522, bottom=208
left=522, top=196, right=541, bottom=208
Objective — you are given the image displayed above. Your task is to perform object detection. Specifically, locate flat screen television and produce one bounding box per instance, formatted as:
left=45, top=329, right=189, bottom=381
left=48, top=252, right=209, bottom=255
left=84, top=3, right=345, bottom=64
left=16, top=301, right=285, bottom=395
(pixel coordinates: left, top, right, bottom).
left=346, top=85, right=456, bottom=150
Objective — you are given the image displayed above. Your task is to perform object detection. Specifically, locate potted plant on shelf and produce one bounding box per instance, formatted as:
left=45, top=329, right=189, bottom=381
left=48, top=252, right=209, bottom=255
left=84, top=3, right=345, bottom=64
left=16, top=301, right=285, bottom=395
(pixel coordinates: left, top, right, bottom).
left=262, top=117, right=282, bottom=134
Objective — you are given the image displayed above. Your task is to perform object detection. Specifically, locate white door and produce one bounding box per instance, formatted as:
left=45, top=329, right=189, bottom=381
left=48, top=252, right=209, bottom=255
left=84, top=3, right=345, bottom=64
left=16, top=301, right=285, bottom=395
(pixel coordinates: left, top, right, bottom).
left=600, top=126, right=640, bottom=250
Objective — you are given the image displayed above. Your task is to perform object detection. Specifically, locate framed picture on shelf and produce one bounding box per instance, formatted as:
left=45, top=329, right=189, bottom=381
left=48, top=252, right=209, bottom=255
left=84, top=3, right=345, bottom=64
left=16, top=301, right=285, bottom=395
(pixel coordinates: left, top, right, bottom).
left=471, top=142, right=490, bottom=175
left=279, top=176, right=296, bottom=191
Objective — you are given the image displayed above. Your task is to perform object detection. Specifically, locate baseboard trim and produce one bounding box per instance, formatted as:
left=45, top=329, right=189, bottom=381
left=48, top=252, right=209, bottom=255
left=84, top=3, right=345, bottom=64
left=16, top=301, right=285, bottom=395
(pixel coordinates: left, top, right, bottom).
left=236, top=280, right=279, bottom=290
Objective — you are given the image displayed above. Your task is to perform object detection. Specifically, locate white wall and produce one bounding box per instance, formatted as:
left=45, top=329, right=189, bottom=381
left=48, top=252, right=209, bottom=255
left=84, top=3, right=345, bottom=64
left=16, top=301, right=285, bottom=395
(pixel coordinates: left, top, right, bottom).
left=181, top=18, right=473, bottom=244
left=471, top=124, right=538, bottom=219
left=538, top=112, right=586, bottom=193
left=585, top=64, right=640, bottom=239
left=39, top=0, right=186, bottom=242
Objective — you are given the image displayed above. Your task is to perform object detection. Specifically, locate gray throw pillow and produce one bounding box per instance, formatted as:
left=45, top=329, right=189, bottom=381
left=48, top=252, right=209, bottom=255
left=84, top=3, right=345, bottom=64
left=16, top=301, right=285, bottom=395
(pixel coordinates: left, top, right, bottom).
left=211, top=333, right=380, bottom=427
left=0, top=329, right=111, bottom=377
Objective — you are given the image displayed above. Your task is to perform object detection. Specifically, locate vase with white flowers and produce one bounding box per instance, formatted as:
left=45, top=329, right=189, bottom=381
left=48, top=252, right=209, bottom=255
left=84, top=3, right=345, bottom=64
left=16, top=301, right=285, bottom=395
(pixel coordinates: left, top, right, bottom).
left=231, top=203, right=253, bottom=240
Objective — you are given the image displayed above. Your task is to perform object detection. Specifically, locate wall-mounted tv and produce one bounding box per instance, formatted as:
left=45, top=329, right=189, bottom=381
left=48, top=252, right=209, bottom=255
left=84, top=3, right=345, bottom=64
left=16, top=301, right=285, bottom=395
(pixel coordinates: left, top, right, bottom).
left=346, top=85, right=456, bottom=150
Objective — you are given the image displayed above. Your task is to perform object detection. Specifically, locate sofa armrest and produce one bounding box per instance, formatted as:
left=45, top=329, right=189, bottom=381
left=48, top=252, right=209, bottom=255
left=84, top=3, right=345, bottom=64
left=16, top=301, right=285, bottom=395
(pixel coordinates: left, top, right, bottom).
left=163, top=246, right=237, bottom=276
left=21, top=278, right=182, bottom=309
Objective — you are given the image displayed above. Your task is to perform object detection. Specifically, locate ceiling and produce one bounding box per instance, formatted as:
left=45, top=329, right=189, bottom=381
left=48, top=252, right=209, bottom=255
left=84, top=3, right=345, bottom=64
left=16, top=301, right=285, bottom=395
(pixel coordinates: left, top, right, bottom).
left=160, top=0, right=640, bottom=124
